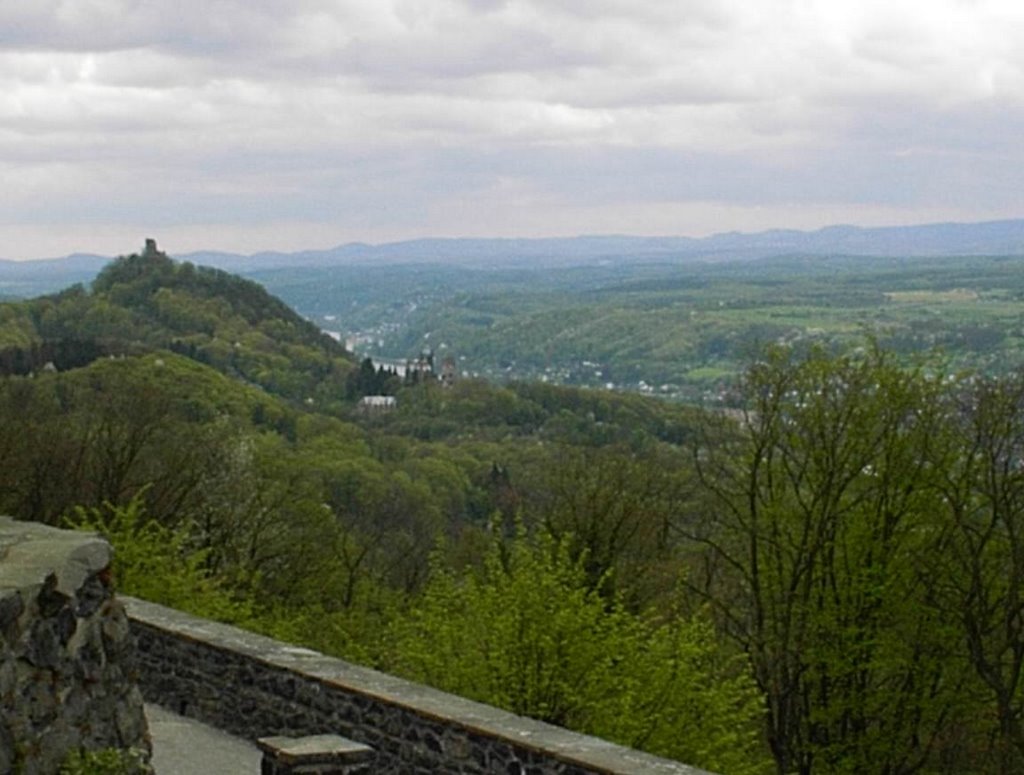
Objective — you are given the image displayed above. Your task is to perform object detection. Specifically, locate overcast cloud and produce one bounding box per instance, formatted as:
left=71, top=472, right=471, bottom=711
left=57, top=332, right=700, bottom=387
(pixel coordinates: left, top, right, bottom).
left=3, top=0, right=1024, bottom=259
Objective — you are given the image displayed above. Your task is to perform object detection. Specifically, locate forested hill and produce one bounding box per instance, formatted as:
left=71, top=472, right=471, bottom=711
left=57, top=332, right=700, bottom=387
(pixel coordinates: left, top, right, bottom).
left=5, top=243, right=1024, bottom=772
left=0, top=243, right=354, bottom=404
left=0, top=244, right=760, bottom=772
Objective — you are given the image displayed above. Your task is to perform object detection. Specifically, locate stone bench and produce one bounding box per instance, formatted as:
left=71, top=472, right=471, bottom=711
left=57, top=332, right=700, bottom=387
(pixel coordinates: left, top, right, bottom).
left=257, top=734, right=375, bottom=775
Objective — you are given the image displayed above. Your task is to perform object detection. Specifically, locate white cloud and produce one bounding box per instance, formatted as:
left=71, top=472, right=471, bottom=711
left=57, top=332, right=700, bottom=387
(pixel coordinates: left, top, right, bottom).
left=3, top=0, right=1024, bottom=258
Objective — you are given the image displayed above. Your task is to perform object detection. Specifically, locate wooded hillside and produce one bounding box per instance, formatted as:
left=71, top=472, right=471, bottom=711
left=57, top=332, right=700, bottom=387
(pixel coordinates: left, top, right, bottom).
left=4, top=248, right=1024, bottom=773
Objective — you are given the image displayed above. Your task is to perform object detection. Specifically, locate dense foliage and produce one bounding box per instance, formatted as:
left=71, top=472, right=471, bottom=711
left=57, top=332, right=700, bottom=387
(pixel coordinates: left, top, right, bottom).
left=258, top=254, right=1024, bottom=404
left=0, top=246, right=354, bottom=407
left=387, top=526, right=765, bottom=774
left=59, top=746, right=151, bottom=775
left=6, top=250, right=1024, bottom=773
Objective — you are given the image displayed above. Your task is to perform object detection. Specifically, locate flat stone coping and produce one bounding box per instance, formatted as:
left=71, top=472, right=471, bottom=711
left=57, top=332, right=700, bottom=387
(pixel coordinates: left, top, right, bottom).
left=0, top=516, right=110, bottom=597
left=125, top=597, right=713, bottom=775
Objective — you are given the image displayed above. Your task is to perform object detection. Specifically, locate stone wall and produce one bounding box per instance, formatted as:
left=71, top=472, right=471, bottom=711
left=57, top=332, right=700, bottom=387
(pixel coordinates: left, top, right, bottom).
left=0, top=518, right=149, bottom=774
left=126, top=597, right=712, bottom=775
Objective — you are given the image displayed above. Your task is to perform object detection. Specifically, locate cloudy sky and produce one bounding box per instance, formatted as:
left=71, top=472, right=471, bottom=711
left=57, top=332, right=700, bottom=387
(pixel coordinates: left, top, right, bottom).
left=3, top=0, right=1024, bottom=260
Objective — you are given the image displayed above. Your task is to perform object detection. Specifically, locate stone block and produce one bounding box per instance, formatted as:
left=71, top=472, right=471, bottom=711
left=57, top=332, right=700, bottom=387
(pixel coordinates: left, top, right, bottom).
left=0, top=518, right=149, bottom=771
left=258, top=733, right=376, bottom=774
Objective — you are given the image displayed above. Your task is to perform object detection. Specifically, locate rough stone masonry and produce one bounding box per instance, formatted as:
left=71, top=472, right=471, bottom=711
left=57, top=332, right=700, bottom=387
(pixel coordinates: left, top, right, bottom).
left=0, top=517, right=150, bottom=774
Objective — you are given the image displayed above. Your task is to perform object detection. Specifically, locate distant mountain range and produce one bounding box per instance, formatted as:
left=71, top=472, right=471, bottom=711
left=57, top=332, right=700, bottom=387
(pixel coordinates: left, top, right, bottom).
left=4, top=218, right=1024, bottom=298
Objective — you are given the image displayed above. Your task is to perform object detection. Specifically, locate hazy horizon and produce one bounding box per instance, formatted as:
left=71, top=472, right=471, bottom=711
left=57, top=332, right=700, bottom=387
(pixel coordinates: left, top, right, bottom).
left=4, top=1, right=1024, bottom=260
left=7, top=215, right=1024, bottom=265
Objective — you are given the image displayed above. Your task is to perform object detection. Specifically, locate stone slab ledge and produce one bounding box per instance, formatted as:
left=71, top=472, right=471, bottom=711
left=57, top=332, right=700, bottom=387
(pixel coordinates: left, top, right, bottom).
left=123, top=596, right=713, bottom=775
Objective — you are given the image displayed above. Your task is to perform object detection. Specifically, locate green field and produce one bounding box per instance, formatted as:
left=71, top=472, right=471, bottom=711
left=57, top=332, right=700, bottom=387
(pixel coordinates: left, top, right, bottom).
left=252, top=253, right=1024, bottom=403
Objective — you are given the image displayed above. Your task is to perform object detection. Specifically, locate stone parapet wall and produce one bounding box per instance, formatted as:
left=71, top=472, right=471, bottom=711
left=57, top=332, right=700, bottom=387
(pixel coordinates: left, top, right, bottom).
left=0, top=518, right=149, bottom=774
left=125, top=597, right=712, bottom=775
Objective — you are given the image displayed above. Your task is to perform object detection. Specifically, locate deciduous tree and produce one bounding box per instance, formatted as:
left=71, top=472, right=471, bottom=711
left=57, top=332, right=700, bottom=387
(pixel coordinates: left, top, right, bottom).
left=689, top=346, right=966, bottom=773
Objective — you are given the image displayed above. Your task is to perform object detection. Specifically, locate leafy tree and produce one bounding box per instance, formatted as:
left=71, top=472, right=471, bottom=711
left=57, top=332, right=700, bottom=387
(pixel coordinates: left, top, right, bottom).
left=525, top=444, right=688, bottom=608
left=346, top=356, right=400, bottom=398
left=66, top=496, right=252, bottom=624
left=927, top=373, right=1024, bottom=773
left=689, top=346, right=967, bottom=773
left=387, top=525, right=768, bottom=775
